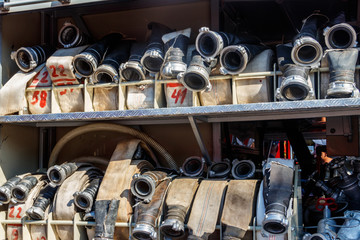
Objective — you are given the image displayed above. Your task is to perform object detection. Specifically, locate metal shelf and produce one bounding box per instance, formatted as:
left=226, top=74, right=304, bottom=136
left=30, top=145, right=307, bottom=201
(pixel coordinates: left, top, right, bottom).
left=1, top=98, right=359, bottom=126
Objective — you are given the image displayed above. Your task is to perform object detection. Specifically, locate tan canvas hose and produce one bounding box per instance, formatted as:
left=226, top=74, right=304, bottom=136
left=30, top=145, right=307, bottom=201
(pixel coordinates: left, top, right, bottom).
left=187, top=180, right=228, bottom=240
left=221, top=180, right=259, bottom=240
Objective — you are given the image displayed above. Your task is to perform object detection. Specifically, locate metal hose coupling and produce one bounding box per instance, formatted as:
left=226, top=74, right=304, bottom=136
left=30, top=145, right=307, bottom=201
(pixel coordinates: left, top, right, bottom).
left=141, top=22, right=172, bottom=74
left=11, top=176, right=38, bottom=203
left=161, top=28, right=191, bottom=79
left=26, top=183, right=58, bottom=220
left=132, top=179, right=171, bottom=240
left=119, top=42, right=147, bottom=81
left=326, top=48, right=359, bottom=98
left=276, top=44, right=314, bottom=101
left=262, top=158, right=295, bottom=235
left=291, top=14, right=328, bottom=67
left=219, top=44, right=268, bottom=75
left=93, top=40, right=131, bottom=83
left=58, top=22, right=89, bottom=48
left=195, top=27, right=260, bottom=62
left=307, top=202, right=337, bottom=240
left=11, top=45, right=55, bottom=72
left=131, top=170, right=170, bottom=203
left=160, top=178, right=199, bottom=238
left=231, top=159, right=256, bottom=179
left=337, top=210, right=360, bottom=240
left=315, top=180, right=344, bottom=201
left=74, top=177, right=102, bottom=212
left=73, top=33, right=123, bottom=77
left=208, top=159, right=231, bottom=179
left=0, top=176, right=22, bottom=205
left=329, top=157, right=360, bottom=210
left=178, top=50, right=211, bottom=92
left=180, top=156, right=207, bottom=177
left=47, top=162, right=79, bottom=187
left=324, top=11, right=357, bottom=50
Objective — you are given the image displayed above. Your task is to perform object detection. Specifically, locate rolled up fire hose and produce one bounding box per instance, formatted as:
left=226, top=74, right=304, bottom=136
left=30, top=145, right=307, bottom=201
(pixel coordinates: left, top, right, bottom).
left=131, top=170, right=170, bottom=203
left=47, top=162, right=90, bottom=187
left=324, top=12, right=357, bottom=50
left=73, top=33, right=123, bottom=77
left=221, top=180, right=259, bottom=239
left=74, top=174, right=103, bottom=213
left=119, top=42, right=147, bottom=81
left=26, top=183, right=58, bottom=220
left=132, top=179, right=171, bottom=240
left=262, top=158, right=295, bottom=235
left=11, top=174, right=46, bottom=204
left=231, top=159, right=256, bottom=179
left=46, top=45, right=90, bottom=113
left=53, top=166, right=102, bottom=240
left=160, top=178, right=199, bottom=238
left=141, top=22, right=172, bottom=74
left=325, top=48, right=359, bottom=98
left=11, top=45, right=55, bottom=72
left=276, top=44, right=313, bottom=101
left=161, top=28, right=191, bottom=79
left=58, top=22, right=89, bottom=48
left=94, top=139, right=154, bottom=240
left=291, top=13, right=328, bottom=67
left=0, top=173, right=29, bottom=206
left=187, top=180, right=228, bottom=240
left=180, top=156, right=207, bottom=177
left=208, top=160, right=231, bottom=179
left=48, top=123, right=176, bottom=170
left=7, top=175, right=47, bottom=240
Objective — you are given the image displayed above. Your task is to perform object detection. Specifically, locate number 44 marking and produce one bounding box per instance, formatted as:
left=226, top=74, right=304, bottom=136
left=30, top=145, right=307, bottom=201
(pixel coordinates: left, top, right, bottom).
left=171, top=88, right=187, bottom=104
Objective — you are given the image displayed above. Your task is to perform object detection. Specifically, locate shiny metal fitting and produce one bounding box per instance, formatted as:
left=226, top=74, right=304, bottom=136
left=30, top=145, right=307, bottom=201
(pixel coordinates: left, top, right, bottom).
left=73, top=53, right=99, bottom=77
left=178, top=65, right=211, bottom=92
left=219, top=45, right=248, bottom=75
left=309, top=233, right=336, bottom=240
left=160, top=218, right=185, bottom=238
left=196, top=27, right=224, bottom=62
left=324, top=23, right=357, bottom=49
left=231, top=159, right=255, bottom=179
left=93, top=64, right=119, bottom=84
left=11, top=47, right=40, bottom=72
left=11, top=184, right=30, bottom=203
left=0, top=186, right=12, bottom=205
left=162, top=61, right=187, bottom=79
left=119, top=61, right=146, bottom=81
left=276, top=75, right=314, bottom=101
left=74, top=190, right=93, bottom=212
left=180, top=156, right=206, bottom=177
left=26, top=206, right=45, bottom=220
left=262, top=212, right=288, bottom=234
left=131, top=174, right=156, bottom=203
left=58, top=22, right=82, bottom=48
left=132, top=223, right=157, bottom=240
left=291, top=36, right=323, bottom=67
left=326, top=81, right=359, bottom=98
left=141, top=49, right=164, bottom=73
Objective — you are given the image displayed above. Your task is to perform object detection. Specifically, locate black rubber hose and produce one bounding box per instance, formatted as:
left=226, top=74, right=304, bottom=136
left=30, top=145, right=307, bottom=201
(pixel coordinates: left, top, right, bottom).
left=119, top=42, right=147, bottom=81
left=13, top=45, right=55, bottom=72
left=0, top=176, right=22, bottom=205
left=11, top=176, right=38, bottom=202
left=26, top=183, right=58, bottom=220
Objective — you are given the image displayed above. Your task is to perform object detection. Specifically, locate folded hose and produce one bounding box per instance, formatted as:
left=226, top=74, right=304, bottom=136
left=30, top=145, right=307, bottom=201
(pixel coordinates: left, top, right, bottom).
left=119, top=42, right=147, bottom=81
left=26, top=183, right=58, bottom=220
left=11, top=45, right=55, bottom=72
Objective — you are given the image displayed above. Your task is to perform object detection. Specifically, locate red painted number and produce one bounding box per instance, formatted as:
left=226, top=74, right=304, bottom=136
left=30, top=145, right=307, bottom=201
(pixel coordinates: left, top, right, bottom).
left=37, top=237, right=46, bottom=240
left=32, top=72, right=40, bottom=84
left=57, top=82, right=74, bottom=95
left=11, top=229, right=18, bottom=240
left=40, top=71, right=49, bottom=83
left=171, top=88, right=187, bottom=104
left=31, top=91, right=47, bottom=108
left=9, top=206, right=15, bottom=218
left=49, top=65, right=67, bottom=78
left=15, top=207, right=22, bottom=219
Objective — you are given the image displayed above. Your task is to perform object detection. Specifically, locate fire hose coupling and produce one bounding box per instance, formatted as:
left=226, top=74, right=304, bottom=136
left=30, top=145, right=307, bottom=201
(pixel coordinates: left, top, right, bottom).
left=11, top=176, right=38, bottom=203
left=262, top=158, right=295, bottom=235
left=324, top=11, right=357, bottom=50
left=161, top=28, right=191, bottom=79
left=93, top=40, right=131, bottom=84
left=178, top=49, right=212, bottom=92
left=180, top=156, right=207, bottom=177
left=119, top=42, right=147, bottom=81
left=58, top=22, right=89, bottom=49
left=337, top=210, right=360, bottom=240
left=11, top=45, right=55, bottom=72
left=291, top=13, right=329, bottom=67
left=231, top=159, right=256, bottom=180
left=141, top=22, right=172, bottom=73
left=219, top=44, right=268, bottom=75
left=133, top=179, right=170, bottom=240
left=47, top=162, right=79, bottom=187
left=0, top=176, right=22, bottom=205
left=26, top=183, right=58, bottom=220
left=131, top=170, right=169, bottom=203
left=73, top=33, right=123, bottom=77
left=325, top=48, right=359, bottom=99
left=74, top=177, right=102, bottom=212
left=276, top=44, right=314, bottom=101
left=208, top=159, right=231, bottom=179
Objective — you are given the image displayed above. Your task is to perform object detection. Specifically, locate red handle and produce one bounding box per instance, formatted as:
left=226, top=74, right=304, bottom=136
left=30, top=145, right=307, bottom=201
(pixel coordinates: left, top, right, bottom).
left=315, top=197, right=338, bottom=211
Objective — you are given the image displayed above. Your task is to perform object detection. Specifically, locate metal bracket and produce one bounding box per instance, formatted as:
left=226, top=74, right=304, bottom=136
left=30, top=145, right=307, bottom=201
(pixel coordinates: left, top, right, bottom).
left=188, top=115, right=212, bottom=166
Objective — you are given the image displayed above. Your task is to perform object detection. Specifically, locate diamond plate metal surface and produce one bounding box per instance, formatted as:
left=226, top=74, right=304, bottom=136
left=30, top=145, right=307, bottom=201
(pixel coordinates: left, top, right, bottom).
left=1, top=98, right=360, bottom=125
